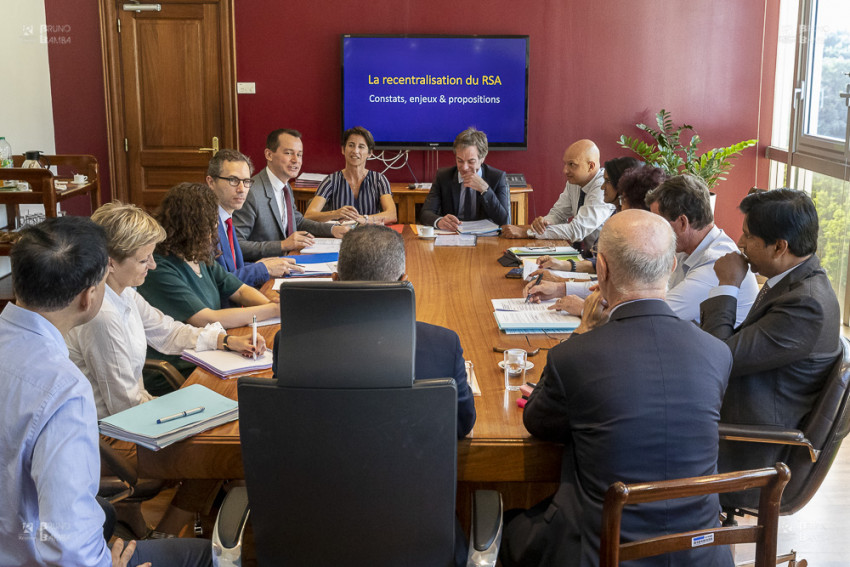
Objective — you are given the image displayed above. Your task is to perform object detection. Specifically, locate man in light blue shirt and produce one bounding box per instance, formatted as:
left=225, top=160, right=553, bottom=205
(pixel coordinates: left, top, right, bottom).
left=0, top=217, right=210, bottom=566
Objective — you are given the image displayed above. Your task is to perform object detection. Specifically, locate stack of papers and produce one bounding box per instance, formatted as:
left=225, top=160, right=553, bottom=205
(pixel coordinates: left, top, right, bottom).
left=491, top=298, right=580, bottom=334
left=98, top=384, right=239, bottom=451
left=181, top=348, right=274, bottom=379
left=435, top=234, right=477, bottom=247
left=292, top=173, right=327, bottom=187
left=508, top=245, right=579, bottom=256
left=457, top=219, right=500, bottom=235
left=521, top=258, right=596, bottom=281
left=282, top=252, right=339, bottom=277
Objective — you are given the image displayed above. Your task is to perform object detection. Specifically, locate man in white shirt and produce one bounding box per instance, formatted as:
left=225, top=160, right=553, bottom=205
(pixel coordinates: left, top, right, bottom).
left=233, top=129, right=347, bottom=261
left=646, top=174, right=759, bottom=325
left=502, top=139, right=614, bottom=246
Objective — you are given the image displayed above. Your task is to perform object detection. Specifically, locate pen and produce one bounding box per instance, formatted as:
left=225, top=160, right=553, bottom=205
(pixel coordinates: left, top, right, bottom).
left=156, top=406, right=204, bottom=424
left=252, top=314, right=257, bottom=361
left=526, top=273, right=544, bottom=303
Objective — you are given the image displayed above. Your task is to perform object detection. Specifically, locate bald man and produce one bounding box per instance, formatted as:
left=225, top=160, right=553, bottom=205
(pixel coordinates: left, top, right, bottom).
left=502, top=140, right=615, bottom=246
left=501, top=210, right=733, bottom=567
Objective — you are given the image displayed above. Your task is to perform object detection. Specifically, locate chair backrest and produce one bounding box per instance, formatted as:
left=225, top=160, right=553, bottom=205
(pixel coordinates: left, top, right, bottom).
left=276, top=280, right=416, bottom=388
left=238, top=376, right=459, bottom=567
left=778, top=335, right=850, bottom=514
left=599, top=464, right=791, bottom=567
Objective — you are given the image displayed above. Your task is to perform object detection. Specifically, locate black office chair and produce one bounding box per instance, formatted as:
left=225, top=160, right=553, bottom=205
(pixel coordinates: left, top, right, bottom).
left=599, top=464, right=791, bottom=567
left=720, top=336, right=850, bottom=515
left=211, top=281, right=502, bottom=566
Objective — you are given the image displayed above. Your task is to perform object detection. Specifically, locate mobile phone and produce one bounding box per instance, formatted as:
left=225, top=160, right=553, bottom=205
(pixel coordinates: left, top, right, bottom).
left=505, top=267, right=523, bottom=279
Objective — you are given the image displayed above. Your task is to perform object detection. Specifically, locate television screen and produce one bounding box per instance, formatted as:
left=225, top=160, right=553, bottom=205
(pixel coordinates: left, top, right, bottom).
left=341, top=35, right=529, bottom=150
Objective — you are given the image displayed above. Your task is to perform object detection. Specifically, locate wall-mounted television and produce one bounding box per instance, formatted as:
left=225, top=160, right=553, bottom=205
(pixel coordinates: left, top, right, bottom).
left=341, top=35, right=529, bottom=150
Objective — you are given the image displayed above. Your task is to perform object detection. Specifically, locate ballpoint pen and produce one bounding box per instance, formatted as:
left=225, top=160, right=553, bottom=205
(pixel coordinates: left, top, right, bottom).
left=526, top=273, right=544, bottom=303
left=252, top=314, right=257, bottom=361
left=156, top=406, right=205, bottom=424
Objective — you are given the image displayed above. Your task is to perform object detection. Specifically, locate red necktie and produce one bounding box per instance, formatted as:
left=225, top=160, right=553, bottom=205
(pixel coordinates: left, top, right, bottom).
left=224, top=217, right=237, bottom=267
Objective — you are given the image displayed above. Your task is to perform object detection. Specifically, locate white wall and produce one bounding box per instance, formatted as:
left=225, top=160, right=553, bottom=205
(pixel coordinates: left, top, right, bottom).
left=0, top=0, right=55, bottom=277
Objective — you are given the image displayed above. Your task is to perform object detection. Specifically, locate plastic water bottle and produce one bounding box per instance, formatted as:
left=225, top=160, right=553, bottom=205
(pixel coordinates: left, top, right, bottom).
left=0, top=137, right=15, bottom=189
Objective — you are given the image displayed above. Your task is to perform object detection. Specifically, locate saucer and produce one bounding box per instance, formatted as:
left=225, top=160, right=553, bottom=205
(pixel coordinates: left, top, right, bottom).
left=418, top=234, right=437, bottom=240
left=498, top=360, right=534, bottom=373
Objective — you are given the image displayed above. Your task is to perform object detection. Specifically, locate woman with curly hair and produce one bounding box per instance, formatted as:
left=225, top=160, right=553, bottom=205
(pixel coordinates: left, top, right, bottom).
left=137, top=183, right=278, bottom=383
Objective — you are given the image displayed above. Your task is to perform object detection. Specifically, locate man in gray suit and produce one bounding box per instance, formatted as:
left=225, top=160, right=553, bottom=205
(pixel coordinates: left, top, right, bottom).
left=233, top=129, right=348, bottom=261
left=700, top=189, right=841, bottom=505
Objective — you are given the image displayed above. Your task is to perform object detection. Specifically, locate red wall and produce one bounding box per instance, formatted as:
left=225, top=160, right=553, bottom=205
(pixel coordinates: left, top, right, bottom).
left=45, top=0, right=779, bottom=236
left=45, top=0, right=112, bottom=212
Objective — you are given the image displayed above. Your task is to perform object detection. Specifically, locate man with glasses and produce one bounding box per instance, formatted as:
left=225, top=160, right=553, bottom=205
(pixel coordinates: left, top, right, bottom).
left=207, top=149, right=302, bottom=286
left=233, top=129, right=347, bottom=261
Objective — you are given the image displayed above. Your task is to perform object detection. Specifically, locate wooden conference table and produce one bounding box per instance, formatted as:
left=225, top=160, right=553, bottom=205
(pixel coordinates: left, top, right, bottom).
left=136, top=226, right=566, bottom=509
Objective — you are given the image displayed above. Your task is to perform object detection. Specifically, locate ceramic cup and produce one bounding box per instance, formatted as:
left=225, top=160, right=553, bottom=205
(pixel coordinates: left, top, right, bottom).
left=420, top=225, right=434, bottom=237
left=73, top=174, right=88, bottom=184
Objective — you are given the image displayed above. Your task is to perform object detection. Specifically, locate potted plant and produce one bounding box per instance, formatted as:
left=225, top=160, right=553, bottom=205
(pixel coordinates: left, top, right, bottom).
left=617, top=109, right=757, bottom=189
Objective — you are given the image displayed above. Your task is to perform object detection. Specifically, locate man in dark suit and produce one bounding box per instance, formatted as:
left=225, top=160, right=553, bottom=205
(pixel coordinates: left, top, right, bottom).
left=700, top=189, right=841, bottom=504
left=419, top=127, right=510, bottom=230
left=207, top=149, right=301, bottom=286
left=272, top=224, right=475, bottom=438
left=232, top=129, right=347, bottom=261
left=501, top=209, right=733, bottom=567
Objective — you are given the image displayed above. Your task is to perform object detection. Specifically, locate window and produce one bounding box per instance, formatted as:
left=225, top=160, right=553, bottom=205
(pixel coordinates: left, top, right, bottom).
left=769, top=0, right=850, bottom=322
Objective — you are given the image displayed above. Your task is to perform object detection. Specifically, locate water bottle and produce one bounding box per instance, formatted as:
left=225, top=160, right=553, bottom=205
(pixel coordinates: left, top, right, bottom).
left=0, top=137, right=16, bottom=189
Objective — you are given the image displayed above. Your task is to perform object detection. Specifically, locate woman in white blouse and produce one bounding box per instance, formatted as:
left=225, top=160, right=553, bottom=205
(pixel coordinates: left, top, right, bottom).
left=65, top=201, right=265, bottom=537
left=66, top=201, right=264, bottom=418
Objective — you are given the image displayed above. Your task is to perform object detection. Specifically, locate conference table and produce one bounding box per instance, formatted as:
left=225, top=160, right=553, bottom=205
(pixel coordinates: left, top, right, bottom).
left=136, top=226, right=568, bottom=512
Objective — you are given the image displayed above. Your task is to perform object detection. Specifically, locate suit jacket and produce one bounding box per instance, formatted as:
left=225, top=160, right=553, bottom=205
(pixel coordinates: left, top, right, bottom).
left=232, top=168, right=333, bottom=261
left=272, top=321, right=476, bottom=439
left=419, top=164, right=510, bottom=226
left=700, top=255, right=841, bottom=485
left=502, top=300, right=733, bottom=567
left=215, top=219, right=269, bottom=288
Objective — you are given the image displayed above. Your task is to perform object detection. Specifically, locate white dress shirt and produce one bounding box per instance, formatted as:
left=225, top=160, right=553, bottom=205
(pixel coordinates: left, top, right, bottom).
left=265, top=166, right=289, bottom=235
left=536, top=169, right=614, bottom=242
left=66, top=285, right=222, bottom=419
left=667, top=226, right=759, bottom=325
left=0, top=303, right=111, bottom=566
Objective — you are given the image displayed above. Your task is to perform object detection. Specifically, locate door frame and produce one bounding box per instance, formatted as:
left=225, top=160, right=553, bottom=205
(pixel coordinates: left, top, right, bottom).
left=98, top=0, right=239, bottom=203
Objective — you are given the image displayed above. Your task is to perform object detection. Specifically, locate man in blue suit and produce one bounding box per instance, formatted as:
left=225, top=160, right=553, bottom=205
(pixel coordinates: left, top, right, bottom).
left=207, top=149, right=302, bottom=287
left=272, top=224, right=476, bottom=438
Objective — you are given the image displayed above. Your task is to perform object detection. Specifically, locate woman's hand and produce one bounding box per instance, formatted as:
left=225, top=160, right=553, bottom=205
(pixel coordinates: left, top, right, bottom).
left=225, top=334, right=267, bottom=357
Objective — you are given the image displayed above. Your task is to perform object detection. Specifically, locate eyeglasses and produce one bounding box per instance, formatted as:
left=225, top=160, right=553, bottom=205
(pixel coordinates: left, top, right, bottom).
left=215, top=176, right=254, bottom=188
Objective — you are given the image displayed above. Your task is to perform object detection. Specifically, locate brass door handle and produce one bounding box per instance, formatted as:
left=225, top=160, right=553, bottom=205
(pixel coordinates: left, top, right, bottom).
left=199, top=136, right=220, bottom=153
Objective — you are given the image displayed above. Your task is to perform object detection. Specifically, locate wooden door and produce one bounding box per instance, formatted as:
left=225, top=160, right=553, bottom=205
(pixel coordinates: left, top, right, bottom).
left=100, top=0, right=237, bottom=209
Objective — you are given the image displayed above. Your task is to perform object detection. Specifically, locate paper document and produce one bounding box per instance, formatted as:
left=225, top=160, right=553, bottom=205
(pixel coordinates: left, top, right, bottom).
left=492, top=298, right=558, bottom=312
left=457, top=219, right=500, bottom=235
left=98, top=384, right=239, bottom=451
left=435, top=234, right=477, bottom=247
left=508, top=246, right=579, bottom=256
left=273, top=277, right=332, bottom=291
left=466, top=361, right=481, bottom=397
left=521, top=258, right=594, bottom=281
left=294, top=261, right=337, bottom=275
left=300, top=238, right=341, bottom=254
left=296, top=173, right=328, bottom=183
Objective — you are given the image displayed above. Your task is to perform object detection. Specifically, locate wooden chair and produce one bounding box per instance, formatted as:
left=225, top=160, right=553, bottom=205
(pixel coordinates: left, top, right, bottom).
left=599, top=464, right=790, bottom=567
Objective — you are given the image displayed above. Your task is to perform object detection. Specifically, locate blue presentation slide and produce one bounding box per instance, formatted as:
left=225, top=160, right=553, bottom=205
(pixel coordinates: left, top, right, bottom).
left=342, top=36, right=528, bottom=146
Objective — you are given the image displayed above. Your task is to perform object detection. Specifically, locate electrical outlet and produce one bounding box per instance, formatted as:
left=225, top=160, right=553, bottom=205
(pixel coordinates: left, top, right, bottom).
left=236, top=82, right=256, bottom=94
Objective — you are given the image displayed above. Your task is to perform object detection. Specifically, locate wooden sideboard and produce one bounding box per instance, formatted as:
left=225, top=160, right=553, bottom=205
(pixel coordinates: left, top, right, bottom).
left=292, top=182, right=532, bottom=225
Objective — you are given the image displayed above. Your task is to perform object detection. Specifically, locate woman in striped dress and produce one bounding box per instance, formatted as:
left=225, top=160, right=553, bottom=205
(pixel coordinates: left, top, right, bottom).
left=304, top=126, right=398, bottom=224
